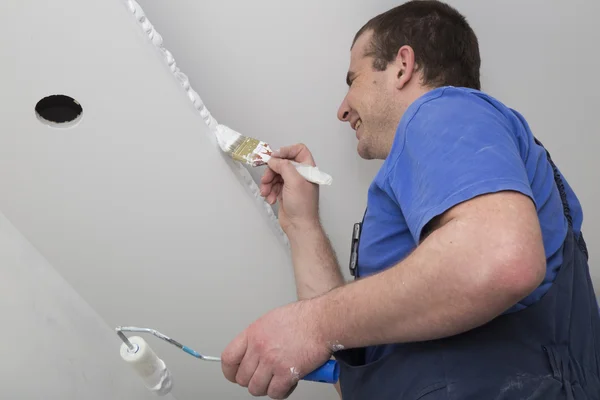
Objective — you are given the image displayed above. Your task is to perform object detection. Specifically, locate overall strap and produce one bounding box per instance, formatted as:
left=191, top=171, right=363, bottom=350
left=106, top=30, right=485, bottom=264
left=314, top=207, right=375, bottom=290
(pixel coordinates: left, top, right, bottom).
left=349, top=207, right=368, bottom=279
left=534, top=137, right=589, bottom=259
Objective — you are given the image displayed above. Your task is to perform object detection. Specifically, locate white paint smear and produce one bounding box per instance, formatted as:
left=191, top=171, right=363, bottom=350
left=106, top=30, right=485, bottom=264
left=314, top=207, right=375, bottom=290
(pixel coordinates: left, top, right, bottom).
left=123, top=0, right=289, bottom=249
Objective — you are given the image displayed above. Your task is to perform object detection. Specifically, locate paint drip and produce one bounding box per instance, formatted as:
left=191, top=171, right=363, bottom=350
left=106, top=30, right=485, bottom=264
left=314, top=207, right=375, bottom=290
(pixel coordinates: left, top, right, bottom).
left=290, top=366, right=300, bottom=382
left=328, top=341, right=345, bottom=352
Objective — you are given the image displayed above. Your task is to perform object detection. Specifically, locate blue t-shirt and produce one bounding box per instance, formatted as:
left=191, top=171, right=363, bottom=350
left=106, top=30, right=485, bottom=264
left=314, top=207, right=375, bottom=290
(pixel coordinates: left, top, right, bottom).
left=357, top=86, right=583, bottom=363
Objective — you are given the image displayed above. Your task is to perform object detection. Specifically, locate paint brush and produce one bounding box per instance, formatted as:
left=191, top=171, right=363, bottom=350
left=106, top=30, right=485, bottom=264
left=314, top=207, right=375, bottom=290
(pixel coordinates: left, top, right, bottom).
left=215, top=125, right=333, bottom=185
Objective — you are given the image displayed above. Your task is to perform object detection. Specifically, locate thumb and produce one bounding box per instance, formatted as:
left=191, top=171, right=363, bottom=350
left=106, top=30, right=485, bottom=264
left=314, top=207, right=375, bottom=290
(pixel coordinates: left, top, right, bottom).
left=221, top=331, right=248, bottom=383
left=267, top=158, right=302, bottom=183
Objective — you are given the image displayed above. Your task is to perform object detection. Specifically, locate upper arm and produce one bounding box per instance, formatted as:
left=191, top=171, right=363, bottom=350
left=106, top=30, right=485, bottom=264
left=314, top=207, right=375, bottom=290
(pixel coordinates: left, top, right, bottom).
left=423, top=190, right=541, bottom=246
left=421, top=190, right=537, bottom=242
left=423, top=190, right=546, bottom=299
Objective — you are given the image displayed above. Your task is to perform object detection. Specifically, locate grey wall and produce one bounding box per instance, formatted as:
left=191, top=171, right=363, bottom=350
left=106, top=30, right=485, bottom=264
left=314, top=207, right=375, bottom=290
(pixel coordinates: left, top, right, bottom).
left=0, top=0, right=598, bottom=399
left=0, top=211, right=175, bottom=400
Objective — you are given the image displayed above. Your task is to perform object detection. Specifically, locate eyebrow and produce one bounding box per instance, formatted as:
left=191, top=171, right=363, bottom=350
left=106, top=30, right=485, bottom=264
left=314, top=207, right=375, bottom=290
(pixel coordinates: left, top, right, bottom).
left=346, top=71, right=356, bottom=87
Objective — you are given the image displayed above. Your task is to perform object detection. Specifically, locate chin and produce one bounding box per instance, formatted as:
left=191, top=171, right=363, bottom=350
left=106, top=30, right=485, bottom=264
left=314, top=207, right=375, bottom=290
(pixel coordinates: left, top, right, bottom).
left=356, top=143, right=374, bottom=160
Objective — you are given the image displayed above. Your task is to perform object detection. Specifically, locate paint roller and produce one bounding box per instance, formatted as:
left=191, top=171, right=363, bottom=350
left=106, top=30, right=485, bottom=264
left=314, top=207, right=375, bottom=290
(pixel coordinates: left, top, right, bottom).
left=118, top=333, right=173, bottom=395
left=116, top=326, right=339, bottom=396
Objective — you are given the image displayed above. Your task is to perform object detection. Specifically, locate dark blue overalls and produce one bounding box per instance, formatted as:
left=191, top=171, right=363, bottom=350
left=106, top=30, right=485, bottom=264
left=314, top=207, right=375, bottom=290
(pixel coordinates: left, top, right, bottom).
left=336, top=141, right=600, bottom=399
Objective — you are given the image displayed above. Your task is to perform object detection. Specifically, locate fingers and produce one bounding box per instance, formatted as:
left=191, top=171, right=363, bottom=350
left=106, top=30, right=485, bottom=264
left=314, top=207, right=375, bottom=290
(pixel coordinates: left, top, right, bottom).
left=263, top=143, right=317, bottom=200
left=283, top=383, right=299, bottom=399
left=273, top=143, right=316, bottom=167
left=260, top=168, right=275, bottom=198
left=260, top=167, right=284, bottom=203
left=261, top=166, right=277, bottom=185
left=266, top=158, right=304, bottom=186
left=235, top=351, right=259, bottom=388
left=263, top=143, right=316, bottom=201
left=222, top=334, right=293, bottom=399
left=221, top=332, right=248, bottom=383
left=266, top=182, right=282, bottom=205
left=227, top=356, right=296, bottom=399
left=247, top=362, right=274, bottom=397
left=261, top=173, right=283, bottom=205
left=267, top=375, right=298, bottom=400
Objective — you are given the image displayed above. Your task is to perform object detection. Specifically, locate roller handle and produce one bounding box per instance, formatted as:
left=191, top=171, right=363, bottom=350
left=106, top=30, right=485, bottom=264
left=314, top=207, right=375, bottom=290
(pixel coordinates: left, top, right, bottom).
left=301, top=360, right=339, bottom=384
left=183, top=345, right=339, bottom=384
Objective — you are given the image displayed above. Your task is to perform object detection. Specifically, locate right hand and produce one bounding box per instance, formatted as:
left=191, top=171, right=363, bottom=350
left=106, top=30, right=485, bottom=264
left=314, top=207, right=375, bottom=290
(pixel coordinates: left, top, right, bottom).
left=260, top=143, right=320, bottom=234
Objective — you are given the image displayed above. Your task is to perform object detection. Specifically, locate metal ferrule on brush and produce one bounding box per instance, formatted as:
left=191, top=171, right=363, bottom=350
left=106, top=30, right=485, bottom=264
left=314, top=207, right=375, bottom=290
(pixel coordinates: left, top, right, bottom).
left=230, top=137, right=271, bottom=166
left=231, top=137, right=260, bottom=163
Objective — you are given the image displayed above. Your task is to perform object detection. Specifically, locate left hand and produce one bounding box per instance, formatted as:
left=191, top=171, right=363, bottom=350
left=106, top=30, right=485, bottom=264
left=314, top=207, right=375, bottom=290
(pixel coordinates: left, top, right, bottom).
left=221, top=300, right=331, bottom=399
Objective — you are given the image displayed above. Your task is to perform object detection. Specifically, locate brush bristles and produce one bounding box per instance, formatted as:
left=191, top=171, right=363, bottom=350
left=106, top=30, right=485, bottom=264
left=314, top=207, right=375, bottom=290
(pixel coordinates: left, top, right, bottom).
left=215, top=124, right=271, bottom=166
left=230, top=136, right=262, bottom=163
left=215, top=124, right=242, bottom=152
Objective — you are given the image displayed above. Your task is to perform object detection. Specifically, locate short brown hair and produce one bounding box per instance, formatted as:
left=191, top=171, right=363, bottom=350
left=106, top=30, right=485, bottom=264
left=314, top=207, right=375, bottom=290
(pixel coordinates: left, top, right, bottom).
left=353, top=0, right=481, bottom=90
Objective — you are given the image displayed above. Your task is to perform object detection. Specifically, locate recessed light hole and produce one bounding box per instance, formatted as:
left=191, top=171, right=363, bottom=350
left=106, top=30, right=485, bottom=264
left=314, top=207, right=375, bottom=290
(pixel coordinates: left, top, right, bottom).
left=35, top=94, right=83, bottom=128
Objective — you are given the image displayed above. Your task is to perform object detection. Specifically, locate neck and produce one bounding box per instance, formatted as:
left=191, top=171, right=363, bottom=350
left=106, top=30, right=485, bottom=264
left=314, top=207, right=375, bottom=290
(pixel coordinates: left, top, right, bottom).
left=379, top=85, right=433, bottom=159
left=403, top=82, right=433, bottom=109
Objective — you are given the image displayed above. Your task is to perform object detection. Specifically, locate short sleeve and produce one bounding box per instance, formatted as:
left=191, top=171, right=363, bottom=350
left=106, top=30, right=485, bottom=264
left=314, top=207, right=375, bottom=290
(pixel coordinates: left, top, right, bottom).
left=388, top=90, right=535, bottom=243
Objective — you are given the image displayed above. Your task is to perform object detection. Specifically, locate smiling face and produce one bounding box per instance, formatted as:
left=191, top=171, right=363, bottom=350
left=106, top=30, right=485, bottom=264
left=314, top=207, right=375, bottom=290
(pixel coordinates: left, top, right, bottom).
left=337, top=30, right=426, bottom=160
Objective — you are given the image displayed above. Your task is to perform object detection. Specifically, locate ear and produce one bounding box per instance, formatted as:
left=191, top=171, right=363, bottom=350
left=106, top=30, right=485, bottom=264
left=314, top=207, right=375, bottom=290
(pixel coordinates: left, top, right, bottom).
left=393, top=45, right=416, bottom=90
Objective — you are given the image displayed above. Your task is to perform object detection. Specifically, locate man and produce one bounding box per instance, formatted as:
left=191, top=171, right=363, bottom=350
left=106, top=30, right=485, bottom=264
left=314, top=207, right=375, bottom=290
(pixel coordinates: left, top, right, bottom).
left=221, top=1, right=600, bottom=399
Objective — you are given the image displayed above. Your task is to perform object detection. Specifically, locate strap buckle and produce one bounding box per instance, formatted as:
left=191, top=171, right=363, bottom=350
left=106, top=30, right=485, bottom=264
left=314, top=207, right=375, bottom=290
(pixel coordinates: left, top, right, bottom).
left=349, top=222, right=362, bottom=277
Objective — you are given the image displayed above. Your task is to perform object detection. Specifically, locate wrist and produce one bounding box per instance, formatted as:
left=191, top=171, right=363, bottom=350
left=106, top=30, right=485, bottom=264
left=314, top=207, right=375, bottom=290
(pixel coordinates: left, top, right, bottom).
left=285, top=219, right=323, bottom=245
left=304, top=295, right=333, bottom=355
left=308, top=291, right=345, bottom=354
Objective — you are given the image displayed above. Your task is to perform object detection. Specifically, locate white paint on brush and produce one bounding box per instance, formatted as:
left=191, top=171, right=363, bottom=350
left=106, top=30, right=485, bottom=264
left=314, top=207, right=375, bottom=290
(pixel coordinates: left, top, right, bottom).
left=216, top=125, right=332, bottom=184
left=215, top=124, right=271, bottom=166
left=215, top=124, right=241, bottom=153
left=240, top=145, right=333, bottom=184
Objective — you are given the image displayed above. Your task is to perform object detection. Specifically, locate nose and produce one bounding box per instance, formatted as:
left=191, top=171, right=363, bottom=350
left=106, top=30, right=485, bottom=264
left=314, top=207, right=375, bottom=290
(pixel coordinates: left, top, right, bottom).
left=337, top=96, right=351, bottom=122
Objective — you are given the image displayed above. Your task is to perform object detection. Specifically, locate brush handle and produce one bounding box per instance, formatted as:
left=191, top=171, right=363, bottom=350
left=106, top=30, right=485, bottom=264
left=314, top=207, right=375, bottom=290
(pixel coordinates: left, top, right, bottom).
left=302, top=360, right=339, bottom=384
left=289, top=161, right=333, bottom=186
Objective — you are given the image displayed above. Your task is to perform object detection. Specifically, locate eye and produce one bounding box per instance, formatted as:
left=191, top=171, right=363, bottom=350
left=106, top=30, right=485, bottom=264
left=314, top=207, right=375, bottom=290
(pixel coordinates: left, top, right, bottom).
left=346, top=72, right=356, bottom=87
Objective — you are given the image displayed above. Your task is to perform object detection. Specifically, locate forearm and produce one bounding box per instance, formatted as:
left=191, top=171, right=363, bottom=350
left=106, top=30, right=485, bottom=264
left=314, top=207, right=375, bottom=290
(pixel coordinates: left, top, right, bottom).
left=314, top=216, right=545, bottom=349
left=287, top=223, right=345, bottom=300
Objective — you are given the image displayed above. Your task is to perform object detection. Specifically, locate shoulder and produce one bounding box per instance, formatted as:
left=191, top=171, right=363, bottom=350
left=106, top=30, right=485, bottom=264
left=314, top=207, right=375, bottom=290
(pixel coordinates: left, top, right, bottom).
left=379, top=87, right=537, bottom=242
left=385, top=87, right=524, bottom=172
left=406, top=87, right=515, bottom=137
